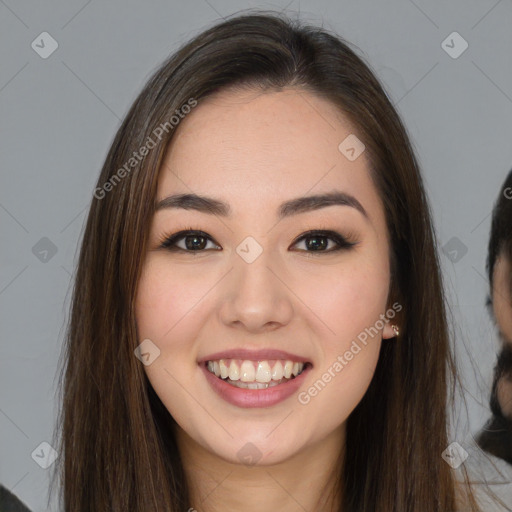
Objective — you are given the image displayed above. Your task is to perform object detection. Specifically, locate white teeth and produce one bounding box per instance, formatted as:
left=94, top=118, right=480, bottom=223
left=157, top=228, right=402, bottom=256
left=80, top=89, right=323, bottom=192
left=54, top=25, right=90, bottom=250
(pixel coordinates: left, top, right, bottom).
left=255, top=361, right=272, bottom=383
left=219, top=359, right=229, bottom=379
left=283, top=361, right=293, bottom=378
left=240, top=360, right=256, bottom=382
left=271, top=361, right=283, bottom=380
left=206, top=359, right=306, bottom=384
left=228, top=360, right=240, bottom=381
left=247, top=381, right=267, bottom=390
left=229, top=379, right=283, bottom=390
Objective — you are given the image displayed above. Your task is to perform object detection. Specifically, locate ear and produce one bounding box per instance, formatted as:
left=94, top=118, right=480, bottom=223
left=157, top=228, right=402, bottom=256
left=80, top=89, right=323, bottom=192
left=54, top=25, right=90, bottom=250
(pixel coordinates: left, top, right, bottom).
left=382, top=321, right=398, bottom=340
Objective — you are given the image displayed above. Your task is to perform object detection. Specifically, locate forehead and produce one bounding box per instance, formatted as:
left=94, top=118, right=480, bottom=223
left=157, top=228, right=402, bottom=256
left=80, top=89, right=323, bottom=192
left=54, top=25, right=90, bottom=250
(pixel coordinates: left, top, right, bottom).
left=157, top=87, right=384, bottom=227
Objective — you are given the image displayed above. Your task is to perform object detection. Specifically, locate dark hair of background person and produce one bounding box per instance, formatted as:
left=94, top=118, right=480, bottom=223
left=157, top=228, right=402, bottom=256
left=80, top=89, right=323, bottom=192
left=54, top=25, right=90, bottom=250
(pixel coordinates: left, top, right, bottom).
left=0, top=484, right=32, bottom=512
left=46, top=10, right=494, bottom=511
left=476, top=169, right=512, bottom=465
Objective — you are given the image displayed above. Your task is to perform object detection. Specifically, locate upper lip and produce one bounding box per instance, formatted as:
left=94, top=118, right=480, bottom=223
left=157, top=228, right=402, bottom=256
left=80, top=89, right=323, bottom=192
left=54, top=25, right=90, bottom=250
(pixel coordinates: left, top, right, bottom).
left=198, top=349, right=311, bottom=364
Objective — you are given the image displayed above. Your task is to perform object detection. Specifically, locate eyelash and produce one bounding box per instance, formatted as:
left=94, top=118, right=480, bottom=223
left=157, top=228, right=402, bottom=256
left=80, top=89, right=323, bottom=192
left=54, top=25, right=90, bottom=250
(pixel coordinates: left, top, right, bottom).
left=157, top=226, right=358, bottom=256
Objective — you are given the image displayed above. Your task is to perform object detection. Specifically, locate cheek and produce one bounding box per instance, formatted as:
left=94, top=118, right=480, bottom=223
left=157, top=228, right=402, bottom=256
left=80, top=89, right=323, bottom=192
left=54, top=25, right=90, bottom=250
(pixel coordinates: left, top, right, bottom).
left=292, top=258, right=389, bottom=414
left=135, top=258, right=213, bottom=342
left=134, top=260, right=210, bottom=424
left=314, top=270, right=386, bottom=372
left=292, top=254, right=391, bottom=343
left=497, top=376, right=512, bottom=419
left=134, top=259, right=210, bottom=396
left=494, top=297, right=512, bottom=343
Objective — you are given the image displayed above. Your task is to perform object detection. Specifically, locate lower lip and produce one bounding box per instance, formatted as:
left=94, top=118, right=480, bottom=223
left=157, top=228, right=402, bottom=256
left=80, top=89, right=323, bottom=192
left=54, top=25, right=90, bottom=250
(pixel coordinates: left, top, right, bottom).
left=200, top=363, right=311, bottom=408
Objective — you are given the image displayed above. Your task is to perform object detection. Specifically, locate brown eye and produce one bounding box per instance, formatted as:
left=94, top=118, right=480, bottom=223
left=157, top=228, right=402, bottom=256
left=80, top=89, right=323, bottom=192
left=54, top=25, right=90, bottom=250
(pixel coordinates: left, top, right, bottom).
left=160, top=230, right=220, bottom=252
left=291, top=230, right=357, bottom=254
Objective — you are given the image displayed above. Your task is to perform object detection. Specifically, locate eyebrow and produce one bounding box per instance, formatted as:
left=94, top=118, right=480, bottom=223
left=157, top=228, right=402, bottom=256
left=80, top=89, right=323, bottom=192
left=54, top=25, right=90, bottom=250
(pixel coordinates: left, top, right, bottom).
left=155, top=191, right=369, bottom=220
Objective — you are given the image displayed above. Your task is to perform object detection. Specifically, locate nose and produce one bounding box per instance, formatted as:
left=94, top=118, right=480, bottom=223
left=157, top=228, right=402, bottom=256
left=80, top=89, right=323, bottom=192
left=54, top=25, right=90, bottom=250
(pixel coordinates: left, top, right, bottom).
left=218, top=249, right=294, bottom=333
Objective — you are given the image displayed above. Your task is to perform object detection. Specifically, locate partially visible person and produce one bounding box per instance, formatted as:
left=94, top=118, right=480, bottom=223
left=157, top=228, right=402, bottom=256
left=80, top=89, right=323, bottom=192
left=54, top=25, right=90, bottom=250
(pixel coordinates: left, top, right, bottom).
left=476, top=169, right=512, bottom=465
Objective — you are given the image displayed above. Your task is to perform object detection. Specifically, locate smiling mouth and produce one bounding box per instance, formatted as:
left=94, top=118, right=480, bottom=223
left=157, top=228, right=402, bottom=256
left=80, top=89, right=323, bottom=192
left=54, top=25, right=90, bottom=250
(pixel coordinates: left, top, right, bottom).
left=205, top=359, right=311, bottom=389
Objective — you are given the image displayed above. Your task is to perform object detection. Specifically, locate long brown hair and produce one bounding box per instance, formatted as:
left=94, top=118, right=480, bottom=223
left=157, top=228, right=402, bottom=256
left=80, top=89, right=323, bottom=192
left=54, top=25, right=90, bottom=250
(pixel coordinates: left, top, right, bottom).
left=50, top=10, right=489, bottom=511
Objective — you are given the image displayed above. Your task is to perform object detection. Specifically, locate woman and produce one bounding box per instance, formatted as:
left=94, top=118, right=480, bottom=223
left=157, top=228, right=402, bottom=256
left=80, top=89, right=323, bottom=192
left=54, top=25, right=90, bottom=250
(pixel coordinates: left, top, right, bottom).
left=50, top=11, right=501, bottom=511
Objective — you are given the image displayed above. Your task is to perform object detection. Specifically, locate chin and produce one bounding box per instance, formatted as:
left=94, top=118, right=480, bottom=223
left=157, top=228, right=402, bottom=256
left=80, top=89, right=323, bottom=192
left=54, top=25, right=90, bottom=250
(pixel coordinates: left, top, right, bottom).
left=199, top=427, right=309, bottom=467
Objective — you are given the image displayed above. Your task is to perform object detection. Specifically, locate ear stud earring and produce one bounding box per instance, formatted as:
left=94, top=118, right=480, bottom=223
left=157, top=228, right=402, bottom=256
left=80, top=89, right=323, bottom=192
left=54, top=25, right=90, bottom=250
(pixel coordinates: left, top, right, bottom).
left=391, top=324, right=400, bottom=337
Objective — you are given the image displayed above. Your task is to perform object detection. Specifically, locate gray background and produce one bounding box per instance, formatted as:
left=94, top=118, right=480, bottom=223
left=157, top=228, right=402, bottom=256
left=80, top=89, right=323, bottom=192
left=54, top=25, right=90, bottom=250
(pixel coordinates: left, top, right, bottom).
left=1, top=0, right=512, bottom=510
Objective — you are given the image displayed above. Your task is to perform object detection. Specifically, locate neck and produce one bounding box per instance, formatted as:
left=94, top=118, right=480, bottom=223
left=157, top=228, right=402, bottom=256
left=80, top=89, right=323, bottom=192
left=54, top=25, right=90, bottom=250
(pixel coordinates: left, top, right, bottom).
left=176, top=425, right=345, bottom=512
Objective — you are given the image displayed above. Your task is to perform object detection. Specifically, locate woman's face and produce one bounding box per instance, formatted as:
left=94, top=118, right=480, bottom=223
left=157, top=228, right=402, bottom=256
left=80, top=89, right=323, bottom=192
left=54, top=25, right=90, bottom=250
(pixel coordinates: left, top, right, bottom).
left=135, top=87, right=397, bottom=465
